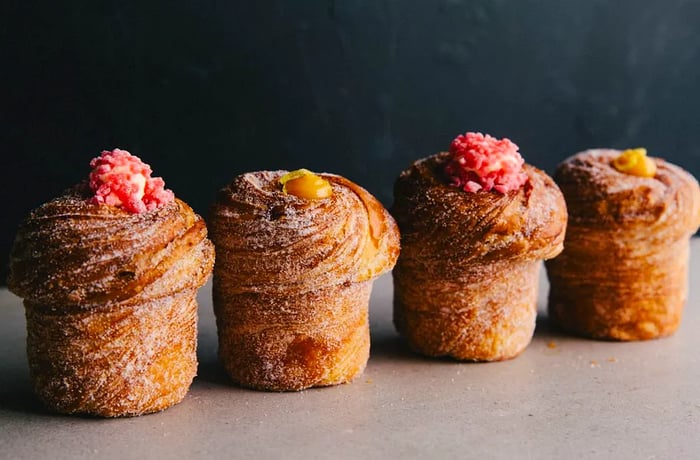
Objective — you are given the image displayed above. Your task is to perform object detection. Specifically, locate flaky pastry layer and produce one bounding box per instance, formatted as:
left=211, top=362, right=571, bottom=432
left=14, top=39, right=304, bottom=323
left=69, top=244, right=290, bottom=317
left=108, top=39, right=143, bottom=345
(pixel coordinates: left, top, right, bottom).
left=9, top=188, right=214, bottom=416
left=392, top=153, right=567, bottom=360
left=546, top=149, right=700, bottom=340
left=210, top=171, right=399, bottom=391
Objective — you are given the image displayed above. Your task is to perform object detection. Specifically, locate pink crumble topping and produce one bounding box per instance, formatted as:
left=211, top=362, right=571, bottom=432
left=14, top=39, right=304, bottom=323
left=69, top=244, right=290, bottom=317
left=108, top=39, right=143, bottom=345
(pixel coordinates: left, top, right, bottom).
left=444, top=132, right=528, bottom=194
left=88, top=149, right=174, bottom=213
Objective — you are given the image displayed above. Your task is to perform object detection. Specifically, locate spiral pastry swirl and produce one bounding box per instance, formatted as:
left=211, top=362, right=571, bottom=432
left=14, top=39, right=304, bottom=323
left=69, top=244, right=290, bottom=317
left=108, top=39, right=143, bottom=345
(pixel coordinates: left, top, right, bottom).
left=210, top=171, right=399, bottom=391
left=392, top=153, right=567, bottom=361
left=8, top=186, right=214, bottom=416
left=546, top=149, right=700, bottom=340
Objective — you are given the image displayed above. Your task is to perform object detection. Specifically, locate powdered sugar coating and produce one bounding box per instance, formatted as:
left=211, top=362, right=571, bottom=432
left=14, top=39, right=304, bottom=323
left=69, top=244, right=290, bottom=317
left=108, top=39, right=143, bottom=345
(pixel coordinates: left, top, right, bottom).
left=553, top=149, right=700, bottom=231
left=210, top=171, right=399, bottom=295
left=8, top=188, right=214, bottom=416
left=210, top=171, right=400, bottom=391
left=546, top=148, right=700, bottom=340
left=392, top=152, right=567, bottom=360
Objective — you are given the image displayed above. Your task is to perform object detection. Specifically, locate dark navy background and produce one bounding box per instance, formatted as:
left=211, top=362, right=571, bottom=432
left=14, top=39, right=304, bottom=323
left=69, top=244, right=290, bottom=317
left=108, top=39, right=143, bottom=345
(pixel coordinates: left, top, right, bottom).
left=3, top=0, right=700, bottom=283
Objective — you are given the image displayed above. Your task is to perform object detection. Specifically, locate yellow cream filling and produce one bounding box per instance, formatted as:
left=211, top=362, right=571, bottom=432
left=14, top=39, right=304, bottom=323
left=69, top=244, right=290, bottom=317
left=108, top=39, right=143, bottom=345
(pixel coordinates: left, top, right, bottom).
left=612, top=148, right=657, bottom=178
left=280, top=169, right=333, bottom=199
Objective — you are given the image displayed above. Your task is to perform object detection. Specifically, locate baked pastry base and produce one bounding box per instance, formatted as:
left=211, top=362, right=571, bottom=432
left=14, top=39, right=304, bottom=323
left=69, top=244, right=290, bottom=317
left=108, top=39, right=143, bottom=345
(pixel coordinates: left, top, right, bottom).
left=214, top=281, right=371, bottom=391
left=548, top=235, right=689, bottom=341
left=25, top=289, right=199, bottom=417
left=394, top=260, right=540, bottom=361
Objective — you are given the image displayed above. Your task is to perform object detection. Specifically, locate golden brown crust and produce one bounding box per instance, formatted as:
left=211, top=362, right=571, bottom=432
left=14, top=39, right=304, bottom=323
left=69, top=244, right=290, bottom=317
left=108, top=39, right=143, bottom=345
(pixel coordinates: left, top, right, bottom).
left=546, top=149, right=700, bottom=340
left=392, top=153, right=567, bottom=360
left=210, top=171, right=399, bottom=391
left=8, top=187, right=214, bottom=416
